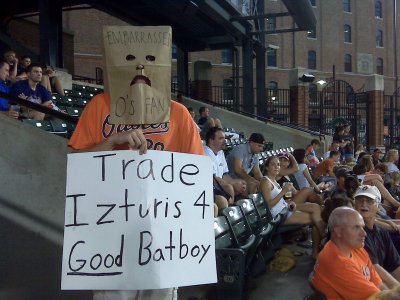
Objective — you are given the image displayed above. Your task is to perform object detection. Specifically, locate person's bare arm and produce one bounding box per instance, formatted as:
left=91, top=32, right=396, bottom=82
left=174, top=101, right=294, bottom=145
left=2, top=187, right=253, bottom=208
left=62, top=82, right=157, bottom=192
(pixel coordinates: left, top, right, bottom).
left=69, top=130, right=147, bottom=154
left=259, top=177, right=289, bottom=208
left=374, top=264, right=400, bottom=289
left=252, top=164, right=263, bottom=180
left=233, top=158, right=255, bottom=181
left=303, top=167, right=320, bottom=191
left=279, top=154, right=299, bottom=176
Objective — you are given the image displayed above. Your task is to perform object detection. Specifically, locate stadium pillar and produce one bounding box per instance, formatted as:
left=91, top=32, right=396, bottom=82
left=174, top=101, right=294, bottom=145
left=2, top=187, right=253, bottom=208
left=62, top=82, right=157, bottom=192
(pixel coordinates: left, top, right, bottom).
left=39, top=0, right=63, bottom=68
left=366, top=74, right=385, bottom=148
left=242, top=35, right=254, bottom=115
left=176, top=45, right=189, bottom=96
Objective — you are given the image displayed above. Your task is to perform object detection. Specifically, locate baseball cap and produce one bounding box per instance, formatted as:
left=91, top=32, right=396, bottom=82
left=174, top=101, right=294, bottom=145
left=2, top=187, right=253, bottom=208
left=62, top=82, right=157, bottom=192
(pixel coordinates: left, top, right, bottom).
left=249, top=133, right=265, bottom=144
left=354, top=185, right=381, bottom=203
left=277, top=153, right=290, bottom=160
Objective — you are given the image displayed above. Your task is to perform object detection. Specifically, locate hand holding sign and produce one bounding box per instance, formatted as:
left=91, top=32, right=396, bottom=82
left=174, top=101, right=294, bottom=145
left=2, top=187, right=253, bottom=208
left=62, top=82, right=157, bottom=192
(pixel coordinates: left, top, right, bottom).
left=108, top=129, right=148, bottom=154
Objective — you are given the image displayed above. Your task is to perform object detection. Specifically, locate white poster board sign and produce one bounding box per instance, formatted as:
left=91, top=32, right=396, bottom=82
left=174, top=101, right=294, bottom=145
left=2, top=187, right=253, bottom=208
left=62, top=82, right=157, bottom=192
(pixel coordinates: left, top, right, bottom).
left=61, top=150, right=216, bottom=290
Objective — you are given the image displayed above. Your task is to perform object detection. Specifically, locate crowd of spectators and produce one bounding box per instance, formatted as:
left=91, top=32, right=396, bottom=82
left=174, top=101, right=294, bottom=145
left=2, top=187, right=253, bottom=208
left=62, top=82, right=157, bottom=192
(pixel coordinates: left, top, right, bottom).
left=191, top=111, right=400, bottom=298
left=0, top=49, right=65, bottom=120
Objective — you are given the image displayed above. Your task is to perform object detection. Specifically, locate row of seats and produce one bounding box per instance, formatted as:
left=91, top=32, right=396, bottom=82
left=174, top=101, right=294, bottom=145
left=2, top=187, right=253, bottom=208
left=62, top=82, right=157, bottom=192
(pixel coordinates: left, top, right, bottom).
left=214, top=193, right=305, bottom=300
left=22, top=119, right=72, bottom=138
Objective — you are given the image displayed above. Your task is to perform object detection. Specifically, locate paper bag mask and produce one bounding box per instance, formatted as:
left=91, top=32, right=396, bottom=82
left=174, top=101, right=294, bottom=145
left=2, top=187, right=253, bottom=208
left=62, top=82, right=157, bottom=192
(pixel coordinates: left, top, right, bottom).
left=103, top=26, right=172, bottom=124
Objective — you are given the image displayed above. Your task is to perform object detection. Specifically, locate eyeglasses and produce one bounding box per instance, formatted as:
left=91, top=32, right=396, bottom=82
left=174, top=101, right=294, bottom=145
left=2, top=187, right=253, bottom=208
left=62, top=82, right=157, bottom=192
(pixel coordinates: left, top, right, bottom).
left=355, top=197, right=377, bottom=205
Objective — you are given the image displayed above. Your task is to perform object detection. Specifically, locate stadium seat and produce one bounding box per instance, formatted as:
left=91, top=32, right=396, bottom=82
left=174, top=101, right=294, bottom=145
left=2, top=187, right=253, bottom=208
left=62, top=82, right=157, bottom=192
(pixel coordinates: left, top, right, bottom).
left=50, top=119, right=69, bottom=137
left=66, top=107, right=83, bottom=116
left=235, top=199, right=273, bottom=247
left=23, top=119, right=52, bottom=132
left=214, top=216, right=246, bottom=300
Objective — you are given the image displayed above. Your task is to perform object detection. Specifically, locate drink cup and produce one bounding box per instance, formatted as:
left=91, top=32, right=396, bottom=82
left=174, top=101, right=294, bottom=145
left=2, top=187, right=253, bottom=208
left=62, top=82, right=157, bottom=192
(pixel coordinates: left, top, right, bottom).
left=10, top=105, right=20, bottom=112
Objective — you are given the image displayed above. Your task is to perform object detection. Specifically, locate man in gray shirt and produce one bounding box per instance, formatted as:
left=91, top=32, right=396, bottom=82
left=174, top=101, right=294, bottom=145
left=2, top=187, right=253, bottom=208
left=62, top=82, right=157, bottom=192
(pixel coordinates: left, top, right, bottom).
left=227, top=132, right=265, bottom=194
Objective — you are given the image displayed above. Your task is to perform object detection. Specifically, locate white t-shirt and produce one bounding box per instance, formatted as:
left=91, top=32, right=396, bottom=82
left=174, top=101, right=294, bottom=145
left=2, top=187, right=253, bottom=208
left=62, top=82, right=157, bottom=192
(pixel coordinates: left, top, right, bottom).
left=204, top=145, right=229, bottom=178
left=385, top=162, right=400, bottom=173
left=293, top=163, right=310, bottom=189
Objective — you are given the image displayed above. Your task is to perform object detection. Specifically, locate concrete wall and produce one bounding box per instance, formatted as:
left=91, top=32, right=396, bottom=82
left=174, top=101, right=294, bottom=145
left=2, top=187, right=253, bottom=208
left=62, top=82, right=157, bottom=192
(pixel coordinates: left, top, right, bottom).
left=182, top=96, right=331, bottom=155
left=0, top=115, right=90, bottom=299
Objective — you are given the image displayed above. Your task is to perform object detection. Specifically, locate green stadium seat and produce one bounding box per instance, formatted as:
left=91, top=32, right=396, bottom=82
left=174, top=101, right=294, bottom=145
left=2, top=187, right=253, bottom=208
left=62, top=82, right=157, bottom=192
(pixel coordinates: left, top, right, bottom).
left=50, top=119, right=69, bottom=137
left=66, top=107, right=83, bottom=116
left=75, top=98, right=89, bottom=108
left=23, top=119, right=52, bottom=132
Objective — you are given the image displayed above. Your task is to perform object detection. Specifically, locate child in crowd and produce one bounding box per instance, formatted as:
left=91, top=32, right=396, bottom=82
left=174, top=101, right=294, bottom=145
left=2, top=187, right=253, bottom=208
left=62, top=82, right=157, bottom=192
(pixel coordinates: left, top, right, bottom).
left=305, top=139, right=321, bottom=168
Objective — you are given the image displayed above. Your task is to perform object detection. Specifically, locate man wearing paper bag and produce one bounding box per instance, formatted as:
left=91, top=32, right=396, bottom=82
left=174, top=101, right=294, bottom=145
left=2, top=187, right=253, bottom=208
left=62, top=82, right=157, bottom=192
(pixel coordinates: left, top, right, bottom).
left=68, top=25, right=204, bottom=300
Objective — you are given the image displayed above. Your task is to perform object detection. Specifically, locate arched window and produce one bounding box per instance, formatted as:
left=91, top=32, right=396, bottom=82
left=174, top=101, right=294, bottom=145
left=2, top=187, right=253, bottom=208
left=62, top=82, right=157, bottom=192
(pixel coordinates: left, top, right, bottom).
left=267, top=47, right=277, bottom=67
left=376, top=58, right=383, bottom=75
left=266, top=17, right=276, bottom=31
left=344, top=54, right=352, bottom=72
left=376, top=29, right=383, bottom=47
left=375, top=0, right=382, bottom=18
left=343, top=0, right=351, bottom=12
left=308, top=50, right=316, bottom=70
left=344, top=24, right=351, bottom=43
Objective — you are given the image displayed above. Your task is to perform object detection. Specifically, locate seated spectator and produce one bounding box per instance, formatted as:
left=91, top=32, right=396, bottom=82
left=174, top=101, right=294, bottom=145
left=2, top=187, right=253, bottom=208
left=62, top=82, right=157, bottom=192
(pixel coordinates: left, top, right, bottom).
left=3, top=50, right=18, bottom=83
left=388, top=172, right=400, bottom=200
left=197, top=106, right=222, bottom=139
left=0, top=59, right=19, bottom=119
left=352, top=164, right=400, bottom=216
left=323, top=141, right=340, bottom=159
left=11, top=63, right=60, bottom=120
left=292, top=148, right=325, bottom=193
left=312, top=207, right=384, bottom=299
left=354, top=185, right=400, bottom=288
left=204, top=127, right=246, bottom=214
left=260, top=156, right=325, bottom=259
left=373, top=148, right=384, bottom=166
left=226, top=132, right=265, bottom=194
left=329, top=167, right=355, bottom=198
left=321, top=195, right=354, bottom=225
left=187, top=107, right=200, bottom=132
left=355, top=144, right=366, bottom=162
left=16, top=55, right=31, bottom=79
left=43, top=65, right=65, bottom=96
left=385, top=149, right=400, bottom=174
left=313, top=150, right=341, bottom=178
left=305, top=139, right=321, bottom=167
left=276, top=152, right=323, bottom=205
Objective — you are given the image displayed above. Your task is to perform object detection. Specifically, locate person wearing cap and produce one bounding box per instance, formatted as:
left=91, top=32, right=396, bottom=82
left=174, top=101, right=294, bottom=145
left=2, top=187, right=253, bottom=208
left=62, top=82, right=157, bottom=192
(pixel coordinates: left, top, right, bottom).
left=312, top=207, right=385, bottom=299
left=372, top=149, right=383, bottom=166
left=354, top=185, right=400, bottom=288
left=226, top=132, right=265, bottom=194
